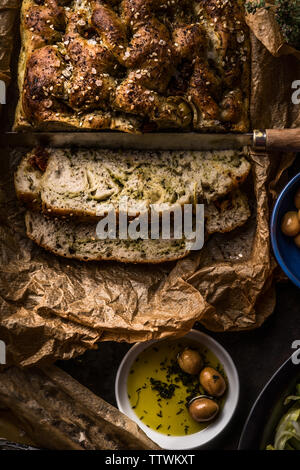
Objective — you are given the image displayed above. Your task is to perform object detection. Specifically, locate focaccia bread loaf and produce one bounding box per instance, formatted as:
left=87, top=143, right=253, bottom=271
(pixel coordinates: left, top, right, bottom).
left=14, top=0, right=250, bottom=132
left=15, top=147, right=251, bottom=219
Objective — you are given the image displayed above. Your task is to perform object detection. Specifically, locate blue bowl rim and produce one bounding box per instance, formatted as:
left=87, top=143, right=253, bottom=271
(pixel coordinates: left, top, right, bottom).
left=270, top=172, right=300, bottom=289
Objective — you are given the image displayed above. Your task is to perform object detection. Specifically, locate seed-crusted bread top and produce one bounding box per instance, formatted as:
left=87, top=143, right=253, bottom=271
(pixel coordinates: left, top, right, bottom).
left=15, top=147, right=251, bottom=218
left=14, top=0, right=250, bottom=132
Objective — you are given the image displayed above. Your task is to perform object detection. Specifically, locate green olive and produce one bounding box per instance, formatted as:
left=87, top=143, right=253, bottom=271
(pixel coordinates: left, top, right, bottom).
left=281, top=211, right=300, bottom=237
left=199, top=367, right=227, bottom=397
left=188, top=397, right=219, bottom=423
left=177, top=348, right=203, bottom=375
left=295, top=233, right=300, bottom=248
left=177, top=101, right=192, bottom=126
left=295, top=188, right=300, bottom=209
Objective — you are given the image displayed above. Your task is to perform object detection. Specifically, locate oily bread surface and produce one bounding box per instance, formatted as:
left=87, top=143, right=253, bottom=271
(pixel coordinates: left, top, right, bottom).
left=14, top=0, right=250, bottom=132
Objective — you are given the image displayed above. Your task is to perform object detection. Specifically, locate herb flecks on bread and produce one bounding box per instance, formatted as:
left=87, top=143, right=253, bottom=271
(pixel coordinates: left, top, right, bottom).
left=25, top=211, right=190, bottom=264
left=18, top=148, right=252, bottom=263
left=15, top=147, right=251, bottom=221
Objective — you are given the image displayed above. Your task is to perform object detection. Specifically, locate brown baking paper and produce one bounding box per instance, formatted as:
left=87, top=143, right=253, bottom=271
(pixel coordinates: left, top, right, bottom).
left=0, top=0, right=19, bottom=86
left=0, top=365, right=159, bottom=450
left=245, top=1, right=300, bottom=60
left=0, top=6, right=299, bottom=367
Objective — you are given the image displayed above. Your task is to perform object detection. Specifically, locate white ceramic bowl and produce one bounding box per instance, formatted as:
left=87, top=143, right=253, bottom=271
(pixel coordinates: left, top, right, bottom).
left=115, top=330, right=239, bottom=450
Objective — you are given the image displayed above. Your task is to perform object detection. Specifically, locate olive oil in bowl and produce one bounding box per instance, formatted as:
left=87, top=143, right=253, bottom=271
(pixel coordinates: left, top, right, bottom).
left=127, top=339, right=227, bottom=437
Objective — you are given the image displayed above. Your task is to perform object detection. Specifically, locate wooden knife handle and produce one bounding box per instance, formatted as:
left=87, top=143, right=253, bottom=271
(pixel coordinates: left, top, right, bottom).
left=253, top=129, right=300, bottom=152
left=265, top=129, right=300, bottom=152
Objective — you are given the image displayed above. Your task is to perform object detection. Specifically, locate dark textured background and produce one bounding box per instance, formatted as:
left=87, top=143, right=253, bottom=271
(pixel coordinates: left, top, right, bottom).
left=58, top=158, right=300, bottom=451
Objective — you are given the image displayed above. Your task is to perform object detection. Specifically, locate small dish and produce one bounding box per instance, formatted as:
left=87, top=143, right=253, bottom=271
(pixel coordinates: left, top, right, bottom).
left=115, top=330, right=239, bottom=450
left=270, top=173, right=300, bottom=288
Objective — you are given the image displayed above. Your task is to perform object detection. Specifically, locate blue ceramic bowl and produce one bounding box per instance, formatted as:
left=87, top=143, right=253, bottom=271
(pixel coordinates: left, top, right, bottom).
left=271, top=173, right=300, bottom=288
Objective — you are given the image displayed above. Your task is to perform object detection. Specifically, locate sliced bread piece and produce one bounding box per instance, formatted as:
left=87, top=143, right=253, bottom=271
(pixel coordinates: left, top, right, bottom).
left=25, top=189, right=250, bottom=264
left=205, top=190, right=251, bottom=234
left=16, top=147, right=251, bottom=219
left=25, top=211, right=191, bottom=264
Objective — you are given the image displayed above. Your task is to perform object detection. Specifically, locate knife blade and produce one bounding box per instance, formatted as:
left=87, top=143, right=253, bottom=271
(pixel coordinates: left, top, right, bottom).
left=0, top=129, right=299, bottom=151
left=0, top=131, right=252, bottom=150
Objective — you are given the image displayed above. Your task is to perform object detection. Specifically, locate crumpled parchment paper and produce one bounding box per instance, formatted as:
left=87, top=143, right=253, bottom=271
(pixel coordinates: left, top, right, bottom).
left=0, top=4, right=299, bottom=367
left=0, top=365, right=159, bottom=450
left=245, top=0, right=300, bottom=60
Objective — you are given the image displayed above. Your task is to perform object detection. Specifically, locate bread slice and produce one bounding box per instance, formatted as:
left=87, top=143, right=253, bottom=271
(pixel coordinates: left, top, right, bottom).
left=25, top=211, right=190, bottom=264
left=205, top=190, right=250, bottom=234
left=24, top=188, right=250, bottom=263
left=15, top=147, right=251, bottom=219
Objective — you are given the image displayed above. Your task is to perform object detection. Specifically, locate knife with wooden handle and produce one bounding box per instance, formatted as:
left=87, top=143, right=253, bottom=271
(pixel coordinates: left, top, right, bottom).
left=0, top=129, right=299, bottom=151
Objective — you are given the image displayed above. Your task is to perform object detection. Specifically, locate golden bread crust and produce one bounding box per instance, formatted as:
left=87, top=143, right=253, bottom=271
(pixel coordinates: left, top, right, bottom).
left=15, top=0, right=250, bottom=132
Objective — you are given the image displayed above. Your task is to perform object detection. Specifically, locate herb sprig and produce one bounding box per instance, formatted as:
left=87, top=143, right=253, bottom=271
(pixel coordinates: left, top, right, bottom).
left=149, top=377, right=179, bottom=399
